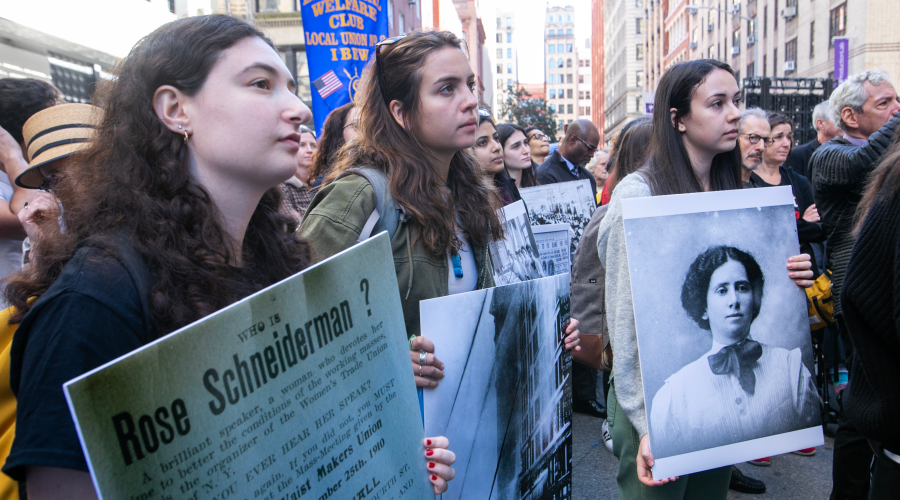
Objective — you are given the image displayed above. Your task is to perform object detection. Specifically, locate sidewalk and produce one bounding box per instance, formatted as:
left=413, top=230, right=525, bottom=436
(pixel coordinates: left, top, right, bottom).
left=571, top=412, right=836, bottom=499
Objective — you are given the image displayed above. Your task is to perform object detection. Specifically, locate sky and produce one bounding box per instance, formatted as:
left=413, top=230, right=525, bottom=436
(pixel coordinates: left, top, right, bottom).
left=499, top=0, right=594, bottom=84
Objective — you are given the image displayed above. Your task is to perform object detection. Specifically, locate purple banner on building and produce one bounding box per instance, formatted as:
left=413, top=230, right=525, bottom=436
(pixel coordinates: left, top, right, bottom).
left=834, top=38, right=849, bottom=82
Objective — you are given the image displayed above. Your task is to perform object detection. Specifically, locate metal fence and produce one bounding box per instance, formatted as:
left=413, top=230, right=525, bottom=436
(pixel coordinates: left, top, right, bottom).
left=741, top=77, right=836, bottom=146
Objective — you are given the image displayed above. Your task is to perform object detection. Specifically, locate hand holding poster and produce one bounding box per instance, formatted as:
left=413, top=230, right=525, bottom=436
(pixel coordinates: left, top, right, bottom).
left=422, top=274, right=573, bottom=499
left=622, top=187, right=823, bottom=479
left=64, top=234, right=433, bottom=500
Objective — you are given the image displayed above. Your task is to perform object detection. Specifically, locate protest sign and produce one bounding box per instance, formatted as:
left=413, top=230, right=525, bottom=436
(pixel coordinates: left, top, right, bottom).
left=301, top=0, right=388, bottom=133
left=489, top=200, right=544, bottom=286
left=422, top=274, right=573, bottom=499
left=532, top=223, right=571, bottom=277
left=65, top=233, right=432, bottom=500
left=519, top=180, right=595, bottom=265
left=622, top=187, right=823, bottom=479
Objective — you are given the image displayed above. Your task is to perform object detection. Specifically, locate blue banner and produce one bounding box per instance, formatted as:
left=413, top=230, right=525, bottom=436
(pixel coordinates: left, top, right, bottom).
left=301, top=0, right=388, bottom=133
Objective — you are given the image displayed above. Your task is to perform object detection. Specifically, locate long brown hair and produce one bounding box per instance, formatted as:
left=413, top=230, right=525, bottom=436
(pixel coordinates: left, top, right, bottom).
left=641, top=59, right=743, bottom=195
left=4, top=15, right=310, bottom=332
left=325, top=30, right=502, bottom=254
left=496, top=123, right=539, bottom=187
left=308, top=102, right=355, bottom=184
left=854, top=130, right=900, bottom=234
left=606, top=117, right=652, bottom=197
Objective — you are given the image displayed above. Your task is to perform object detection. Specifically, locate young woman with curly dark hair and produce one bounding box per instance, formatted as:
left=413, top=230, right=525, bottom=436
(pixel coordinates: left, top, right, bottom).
left=307, top=102, right=357, bottom=188
left=2, top=15, right=456, bottom=498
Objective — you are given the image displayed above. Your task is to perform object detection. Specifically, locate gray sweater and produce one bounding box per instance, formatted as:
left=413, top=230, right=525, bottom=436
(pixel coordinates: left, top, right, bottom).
left=597, top=173, right=652, bottom=437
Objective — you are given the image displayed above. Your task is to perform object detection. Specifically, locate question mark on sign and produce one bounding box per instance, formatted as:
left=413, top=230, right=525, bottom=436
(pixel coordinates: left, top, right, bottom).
left=360, top=279, right=371, bottom=316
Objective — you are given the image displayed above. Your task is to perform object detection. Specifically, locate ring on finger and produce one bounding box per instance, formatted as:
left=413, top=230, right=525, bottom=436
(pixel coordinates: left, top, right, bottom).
left=419, top=349, right=427, bottom=366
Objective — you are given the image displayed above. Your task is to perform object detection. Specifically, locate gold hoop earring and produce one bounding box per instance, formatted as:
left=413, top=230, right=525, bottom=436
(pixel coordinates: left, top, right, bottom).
left=183, top=130, right=189, bottom=143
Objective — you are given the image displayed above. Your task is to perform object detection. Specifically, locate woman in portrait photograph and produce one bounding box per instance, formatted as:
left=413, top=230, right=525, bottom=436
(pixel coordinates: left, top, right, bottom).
left=650, top=246, right=819, bottom=456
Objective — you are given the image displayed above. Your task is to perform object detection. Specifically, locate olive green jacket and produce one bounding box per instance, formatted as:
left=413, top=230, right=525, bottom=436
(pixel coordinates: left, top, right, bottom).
left=298, top=174, right=495, bottom=339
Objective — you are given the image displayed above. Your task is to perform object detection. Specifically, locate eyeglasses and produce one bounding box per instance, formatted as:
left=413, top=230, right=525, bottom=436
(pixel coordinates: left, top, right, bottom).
left=527, top=132, right=548, bottom=143
left=739, top=133, right=775, bottom=146
left=573, top=135, right=598, bottom=152
left=375, top=35, right=407, bottom=105
left=478, top=108, right=492, bottom=118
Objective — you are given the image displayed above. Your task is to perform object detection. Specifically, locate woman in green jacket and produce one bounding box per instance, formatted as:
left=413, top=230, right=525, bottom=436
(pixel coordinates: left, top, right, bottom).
left=300, top=30, right=582, bottom=392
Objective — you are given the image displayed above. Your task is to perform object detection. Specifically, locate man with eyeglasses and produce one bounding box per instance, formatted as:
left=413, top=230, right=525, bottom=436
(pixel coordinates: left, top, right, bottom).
left=737, top=108, right=773, bottom=183
left=536, top=119, right=601, bottom=200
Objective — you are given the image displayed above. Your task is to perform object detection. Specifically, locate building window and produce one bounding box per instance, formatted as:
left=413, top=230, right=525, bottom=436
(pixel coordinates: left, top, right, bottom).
left=558, top=59, right=564, bottom=68
left=549, top=74, right=556, bottom=84
left=550, top=104, right=556, bottom=112
left=637, top=69, right=644, bottom=86
left=507, top=17, right=512, bottom=28
left=747, top=62, right=755, bottom=78
left=497, top=17, right=502, bottom=28
left=585, top=90, right=590, bottom=99
left=584, top=59, right=590, bottom=67
left=497, top=49, right=503, bottom=59
left=567, top=74, right=573, bottom=83
left=691, top=27, right=698, bottom=44
left=168, top=0, right=175, bottom=13
left=566, top=58, right=572, bottom=67
left=568, top=104, right=573, bottom=114
left=763, top=55, right=767, bottom=74
left=636, top=97, right=641, bottom=112
left=785, top=38, right=797, bottom=70
left=733, top=28, right=740, bottom=49
left=566, top=44, right=573, bottom=52
left=567, top=88, right=573, bottom=98
left=579, top=75, right=584, bottom=83
left=550, top=89, right=556, bottom=98
left=566, top=29, right=572, bottom=36
left=810, top=21, right=815, bottom=58
left=637, top=44, right=644, bottom=60
left=388, top=0, right=393, bottom=29
left=399, top=13, right=404, bottom=34
left=762, top=6, right=767, bottom=37
left=773, top=48, right=778, bottom=74
left=496, top=33, right=502, bottom=43
left=549, top=29, right=556, bottom=36
left=508, top=48, right=512, bottom=58
left=507, top=64, right=512, bottom=73
left=497, top=64, right=502, bottom=74
left=636, top=18, right=643, bottom=34
left=635, top=0, right=642, bottom=7
left=708, top=46, right=715, bottom=59
left=558, top=44, right=564, bottom=52
left=548, top=58, right=555, bottom=68
left=579, top=91, right=584, bottom=99
left=549, top=45, right=556, bottom=53
left=830, top=4, right=846, bottom=46
left=586, top=106, right=591, bottom=115
left=507, top=33, right=512, bottom=43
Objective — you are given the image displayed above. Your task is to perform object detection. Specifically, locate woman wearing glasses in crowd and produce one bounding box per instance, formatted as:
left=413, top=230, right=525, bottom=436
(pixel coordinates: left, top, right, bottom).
left=598, top=59, right=814, bottom=499
left=525, top=126, right=551, bottom=166
left=472, top=110, right=521, bottom=205
left=307, top=102, right=359, bottom=189
left=497, top=123, right=540, bottom=188
left=299, top=30, right=581, bottom=402
left=747, top=111, right=824, bottom=276
left=2, top=16, right=457, bottom=497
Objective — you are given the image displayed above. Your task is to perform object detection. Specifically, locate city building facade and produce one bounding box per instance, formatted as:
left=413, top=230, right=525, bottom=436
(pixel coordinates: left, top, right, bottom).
left=577, top=39, right=593, bottom=121
left=591, top=0, right=606, bottom=142
left=603, top=0, right=645, bottom=139
left=545, top=5, right=579, bottom=132
left=494, top=10, right=519, bottom=113
left=453, top=0, right=488, bottom=103
left=643, top=0, right=900, bottom=98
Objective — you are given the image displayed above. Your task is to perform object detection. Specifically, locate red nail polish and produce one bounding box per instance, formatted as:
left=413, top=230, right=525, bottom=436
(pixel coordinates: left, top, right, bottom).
left=428, top=462, right=436, bottom=468
left=426, top=439, right=432, bottom=445
left=431, top=475, right=437, bottom=481
left=426, top=450, right=434, bottom=456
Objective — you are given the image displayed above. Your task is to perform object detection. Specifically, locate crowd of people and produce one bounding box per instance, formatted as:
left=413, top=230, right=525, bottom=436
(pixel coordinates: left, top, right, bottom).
left=0, top=12, right=896, bottom=500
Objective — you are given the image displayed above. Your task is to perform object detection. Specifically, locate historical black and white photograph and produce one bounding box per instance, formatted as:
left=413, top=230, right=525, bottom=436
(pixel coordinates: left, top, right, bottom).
left=422, top=274, right=573, bottom=499
left=532, top=224, right=572, bottom=277
left=622, top=187, right=823, bottom=479
left=519, top=180, right=596, bottom=264
left=490, top=200, right=545, bottom=285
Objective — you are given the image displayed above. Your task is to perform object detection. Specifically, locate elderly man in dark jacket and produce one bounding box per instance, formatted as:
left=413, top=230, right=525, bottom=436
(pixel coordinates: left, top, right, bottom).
left=537, top=119, right=600, bottom=198
left=809, top=69, right=900, bottom=500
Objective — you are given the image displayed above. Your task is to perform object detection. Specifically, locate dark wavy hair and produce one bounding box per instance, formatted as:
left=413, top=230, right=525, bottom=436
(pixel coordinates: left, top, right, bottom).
left=767, top=111, right=795, bottom=153
left=308, top=102, right=354, bottom=184
left=325, top=30, right=502, bottom=255
left=640, top=59, right=743, bottom=195
left=0, top=78, right=61, bottom=144
left=496, top=123, right=539, bottom=187
left=681, top=246, right=765, bottom=330
left=4, top=15, right=311, bottom=331
left=606, top=117, right=652, bottom=197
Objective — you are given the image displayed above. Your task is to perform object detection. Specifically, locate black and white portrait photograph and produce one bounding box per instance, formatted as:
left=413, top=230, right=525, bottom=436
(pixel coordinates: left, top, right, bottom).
left=622, top=186, right=823, bottom=479
left=532, top=224, right=572, bottom=277
left=520, top=180, right=596, bottom=264
left=422, top=274, right=573, bottom=499
left=490, top=200, right=545, bottom=285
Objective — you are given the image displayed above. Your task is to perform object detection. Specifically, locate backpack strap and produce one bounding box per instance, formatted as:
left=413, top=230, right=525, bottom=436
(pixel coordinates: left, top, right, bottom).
left=336, top=167, right=404, bottom=243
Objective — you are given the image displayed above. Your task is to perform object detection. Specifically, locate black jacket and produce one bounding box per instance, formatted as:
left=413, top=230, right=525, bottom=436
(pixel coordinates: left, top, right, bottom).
left=493, top=171, right=521, bottom=206
left=746, top=166, right=825, bottom=276
left=536, top=150, right=598, bottom=200
left=784, top=139, right=822, bottom=181
left=810, top=112, right=900, bottom=315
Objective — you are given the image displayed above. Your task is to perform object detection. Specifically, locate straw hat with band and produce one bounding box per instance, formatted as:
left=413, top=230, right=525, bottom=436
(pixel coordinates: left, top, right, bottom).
left=17, top=103, right=102, bottom=189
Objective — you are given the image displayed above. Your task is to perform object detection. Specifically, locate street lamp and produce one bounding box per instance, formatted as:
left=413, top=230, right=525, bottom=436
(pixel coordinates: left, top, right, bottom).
left=686, top=5, right=759, bottom=80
